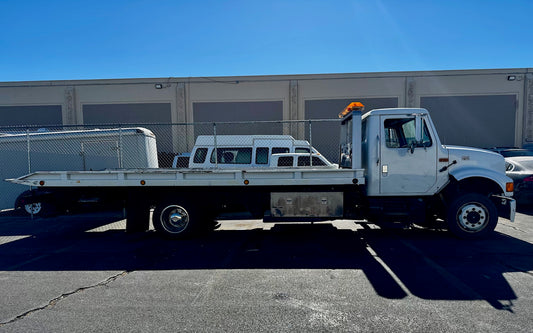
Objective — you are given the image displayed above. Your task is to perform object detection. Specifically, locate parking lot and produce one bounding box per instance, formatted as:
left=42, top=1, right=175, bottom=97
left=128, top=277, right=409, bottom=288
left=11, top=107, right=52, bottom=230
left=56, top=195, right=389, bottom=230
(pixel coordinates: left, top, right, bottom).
left=0, top=208, right=532, bottom=332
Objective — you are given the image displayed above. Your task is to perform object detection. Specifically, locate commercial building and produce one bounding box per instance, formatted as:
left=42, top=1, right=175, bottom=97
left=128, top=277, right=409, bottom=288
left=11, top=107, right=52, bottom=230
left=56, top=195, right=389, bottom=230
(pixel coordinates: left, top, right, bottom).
left=1, top=68, right=532, bottom=155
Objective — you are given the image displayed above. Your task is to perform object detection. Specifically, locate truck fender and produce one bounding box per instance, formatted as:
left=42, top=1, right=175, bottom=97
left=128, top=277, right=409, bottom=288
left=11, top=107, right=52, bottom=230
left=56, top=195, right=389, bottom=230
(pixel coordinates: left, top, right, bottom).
left=449, top=166, right=513, bottom=195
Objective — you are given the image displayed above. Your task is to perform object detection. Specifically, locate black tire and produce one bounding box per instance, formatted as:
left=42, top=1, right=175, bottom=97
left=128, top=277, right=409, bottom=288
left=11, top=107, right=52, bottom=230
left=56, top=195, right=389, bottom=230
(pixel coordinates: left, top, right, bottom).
left=26, top=201, right=57, bottom=218
left=15, top=191, right=57, bottom=218
left=152, top=201, right=202, bottom=238
left=446, top=193, right=498, bottom=239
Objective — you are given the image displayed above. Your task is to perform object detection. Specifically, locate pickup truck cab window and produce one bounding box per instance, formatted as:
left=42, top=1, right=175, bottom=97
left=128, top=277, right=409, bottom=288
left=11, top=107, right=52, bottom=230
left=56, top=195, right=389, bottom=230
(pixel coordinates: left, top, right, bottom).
left=277, top=156, right=293, bottom=166
left=384, top=118, right=432, bottom=149
left=297, top=156, right=327, bottom=166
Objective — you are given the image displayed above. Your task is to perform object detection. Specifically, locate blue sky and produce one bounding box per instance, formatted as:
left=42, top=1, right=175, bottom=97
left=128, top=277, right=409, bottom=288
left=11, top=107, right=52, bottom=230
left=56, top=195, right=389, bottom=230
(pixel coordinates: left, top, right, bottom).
left=0, top=0, right=531, bottom=81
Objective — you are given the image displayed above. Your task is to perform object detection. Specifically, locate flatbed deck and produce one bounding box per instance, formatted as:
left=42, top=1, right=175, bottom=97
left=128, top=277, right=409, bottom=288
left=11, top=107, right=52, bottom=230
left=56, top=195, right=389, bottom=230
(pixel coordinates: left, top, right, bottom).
left=8, top=167, right=366, bottom=188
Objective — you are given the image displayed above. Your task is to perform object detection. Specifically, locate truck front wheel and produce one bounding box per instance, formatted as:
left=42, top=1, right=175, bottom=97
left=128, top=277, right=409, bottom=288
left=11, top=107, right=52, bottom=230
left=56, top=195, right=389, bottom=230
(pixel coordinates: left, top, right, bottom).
left=153, top=202, right=199, bottom=238
left=446, top=193, right=498, bottom=239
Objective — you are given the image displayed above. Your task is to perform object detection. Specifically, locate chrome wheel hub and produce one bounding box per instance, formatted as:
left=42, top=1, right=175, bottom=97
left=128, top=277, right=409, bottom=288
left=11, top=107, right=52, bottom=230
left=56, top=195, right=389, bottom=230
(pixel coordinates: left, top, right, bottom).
left=170, top=213, right=183, bottom=223
left=160, top=205, right=189, bottom=233
left=24, top=202, right=42, bottom=215
left=457, top=203, right=488, bottom=232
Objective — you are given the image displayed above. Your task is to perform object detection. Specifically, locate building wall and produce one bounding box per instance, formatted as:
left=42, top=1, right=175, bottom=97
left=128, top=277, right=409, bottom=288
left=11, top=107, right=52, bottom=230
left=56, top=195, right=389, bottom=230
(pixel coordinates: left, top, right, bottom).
left=1, top=69, right=532, bottom=151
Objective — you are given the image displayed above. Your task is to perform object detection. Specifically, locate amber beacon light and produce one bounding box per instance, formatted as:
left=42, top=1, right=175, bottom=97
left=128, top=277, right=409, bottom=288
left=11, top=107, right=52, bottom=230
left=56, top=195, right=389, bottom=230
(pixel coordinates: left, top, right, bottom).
left=338, top=102, right=365, bottom=118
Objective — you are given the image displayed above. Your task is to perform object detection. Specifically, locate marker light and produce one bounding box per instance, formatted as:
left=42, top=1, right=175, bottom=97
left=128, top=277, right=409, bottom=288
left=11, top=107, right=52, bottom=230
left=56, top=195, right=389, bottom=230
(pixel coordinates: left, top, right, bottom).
left=506, top=182, right=514, bottom=192
left=338, top=102, right=365, bottom=118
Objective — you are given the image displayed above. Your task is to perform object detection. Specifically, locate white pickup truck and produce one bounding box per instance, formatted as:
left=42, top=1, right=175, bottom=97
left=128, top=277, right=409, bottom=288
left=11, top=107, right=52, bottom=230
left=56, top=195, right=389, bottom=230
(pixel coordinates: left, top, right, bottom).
left=7, top=102, right=516, bottom=239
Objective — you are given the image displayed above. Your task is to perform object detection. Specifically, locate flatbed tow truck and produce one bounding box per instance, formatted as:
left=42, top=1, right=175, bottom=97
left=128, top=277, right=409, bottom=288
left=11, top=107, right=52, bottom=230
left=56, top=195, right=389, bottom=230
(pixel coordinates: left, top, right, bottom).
left=7, top=102, right=516, bottom=239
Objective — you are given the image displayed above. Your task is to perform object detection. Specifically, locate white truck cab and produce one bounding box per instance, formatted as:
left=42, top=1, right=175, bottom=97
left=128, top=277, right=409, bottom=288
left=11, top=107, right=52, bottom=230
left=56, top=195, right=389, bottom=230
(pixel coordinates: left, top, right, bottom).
left=360, top=108, right=447, bottom=196
left=188, top=135, right=320, bottom=169
left=357, top=107, right=511, bottom=198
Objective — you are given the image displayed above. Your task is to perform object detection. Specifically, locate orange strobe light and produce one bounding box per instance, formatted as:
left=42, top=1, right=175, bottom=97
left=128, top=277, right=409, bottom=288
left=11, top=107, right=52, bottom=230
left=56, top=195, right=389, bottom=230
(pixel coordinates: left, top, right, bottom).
left=338, top=102, right=365, bottom=118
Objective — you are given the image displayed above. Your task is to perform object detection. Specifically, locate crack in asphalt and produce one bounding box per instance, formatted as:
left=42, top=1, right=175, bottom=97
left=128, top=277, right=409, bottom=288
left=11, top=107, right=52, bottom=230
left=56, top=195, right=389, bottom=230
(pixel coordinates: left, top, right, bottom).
left=500, top=223, right=527, bottom=233
left=0, top=271, right=130, bottom=327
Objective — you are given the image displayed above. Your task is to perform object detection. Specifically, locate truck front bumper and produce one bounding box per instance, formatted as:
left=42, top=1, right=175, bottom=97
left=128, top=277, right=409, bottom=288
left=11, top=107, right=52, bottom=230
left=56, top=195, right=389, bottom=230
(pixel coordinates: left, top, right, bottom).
left=493, top=195, right=516, bottom=222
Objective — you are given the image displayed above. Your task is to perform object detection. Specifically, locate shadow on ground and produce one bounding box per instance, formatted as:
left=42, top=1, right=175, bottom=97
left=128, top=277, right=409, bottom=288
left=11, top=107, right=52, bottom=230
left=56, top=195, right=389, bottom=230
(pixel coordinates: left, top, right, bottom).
left=517, top=203, right=533, bottom=216
left=0, top=210, right=532, bottom=311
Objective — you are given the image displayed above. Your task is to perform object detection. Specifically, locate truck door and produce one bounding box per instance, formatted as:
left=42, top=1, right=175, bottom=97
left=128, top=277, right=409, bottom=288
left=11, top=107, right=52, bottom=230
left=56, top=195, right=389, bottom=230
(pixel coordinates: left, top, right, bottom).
left=379, top=115, right=437, bottom=194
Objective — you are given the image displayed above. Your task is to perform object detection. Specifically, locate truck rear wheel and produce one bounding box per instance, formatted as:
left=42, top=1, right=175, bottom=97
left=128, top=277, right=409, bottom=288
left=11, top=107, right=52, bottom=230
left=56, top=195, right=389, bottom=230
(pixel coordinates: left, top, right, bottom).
left=153, top=202, right=200, bottom=238
left=15, top=190, right=59, bottom=218
left=446, top=193, right=498, bottom=239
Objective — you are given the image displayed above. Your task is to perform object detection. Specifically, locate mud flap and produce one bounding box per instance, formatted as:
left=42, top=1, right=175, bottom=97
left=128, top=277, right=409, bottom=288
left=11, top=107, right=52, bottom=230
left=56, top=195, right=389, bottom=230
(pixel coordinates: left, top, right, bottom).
left=493, top=195, right=516, bottom=222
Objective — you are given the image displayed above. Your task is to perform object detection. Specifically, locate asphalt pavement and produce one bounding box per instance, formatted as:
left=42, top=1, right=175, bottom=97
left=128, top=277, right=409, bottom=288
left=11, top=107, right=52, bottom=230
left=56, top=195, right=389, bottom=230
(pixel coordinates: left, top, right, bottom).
left=0, top=207, right=532, bottom=332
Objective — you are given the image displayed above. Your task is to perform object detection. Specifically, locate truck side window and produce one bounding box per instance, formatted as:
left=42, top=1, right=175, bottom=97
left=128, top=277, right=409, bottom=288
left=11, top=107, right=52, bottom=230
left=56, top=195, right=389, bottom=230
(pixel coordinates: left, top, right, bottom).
left=298, top=156, right=311, bottom=166
left=256, top=147, right=269, bottom=164
left=420, top=120, right=432, bottom=147
left=401, top=120, right=417, bottom=146
left=278, top=156, right=293, bottom=166
left=235, top=149, right=252, bottom=163
left=272, top=147, right=289, bottom=154
left=295, top=147, right=310, bottom=153
left=193, top=148, right=208, bottom=163
left=385, top=128, right=400, bottom=148
left=384, top=118, right=432, bottom=149
left=297, top=156, right=327, bottom=166
left=211, top=148, right=252, bottom=164
left=312, top=156, right=326, bottom=166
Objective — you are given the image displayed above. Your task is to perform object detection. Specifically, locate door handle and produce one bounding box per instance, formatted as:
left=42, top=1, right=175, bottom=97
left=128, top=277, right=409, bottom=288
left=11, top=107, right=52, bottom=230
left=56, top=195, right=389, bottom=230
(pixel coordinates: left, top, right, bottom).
left=382, top=164, right=388, bottom=175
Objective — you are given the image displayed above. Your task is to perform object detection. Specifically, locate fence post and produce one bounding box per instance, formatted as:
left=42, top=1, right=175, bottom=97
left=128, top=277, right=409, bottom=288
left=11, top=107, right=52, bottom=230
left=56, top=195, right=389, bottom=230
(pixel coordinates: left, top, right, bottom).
left=26, top=128, right=31, bottom=174
left=213, top=122, right=218, bottom=169
left=308, top=120, right=313, bottom=166
left=118, top=125, right=123, bottom=168
left=26, top=128, right=34, bottom=219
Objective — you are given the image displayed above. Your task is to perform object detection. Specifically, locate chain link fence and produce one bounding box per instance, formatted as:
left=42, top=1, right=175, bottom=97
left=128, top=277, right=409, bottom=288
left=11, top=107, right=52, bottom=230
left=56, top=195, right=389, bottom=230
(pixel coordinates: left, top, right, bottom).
left=0, top=119, right=341, bottom=211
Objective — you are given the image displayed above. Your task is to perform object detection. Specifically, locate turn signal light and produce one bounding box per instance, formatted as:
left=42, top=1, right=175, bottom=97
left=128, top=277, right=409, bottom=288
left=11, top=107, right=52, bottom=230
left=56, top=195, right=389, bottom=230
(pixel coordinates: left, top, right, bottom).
left=506, top=182, right=514, bottom=192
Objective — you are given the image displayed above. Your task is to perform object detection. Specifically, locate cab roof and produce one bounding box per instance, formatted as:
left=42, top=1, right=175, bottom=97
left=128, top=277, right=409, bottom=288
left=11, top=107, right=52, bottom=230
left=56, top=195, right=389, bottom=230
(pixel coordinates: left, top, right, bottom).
left=361, top=108, right=429, bottom=119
